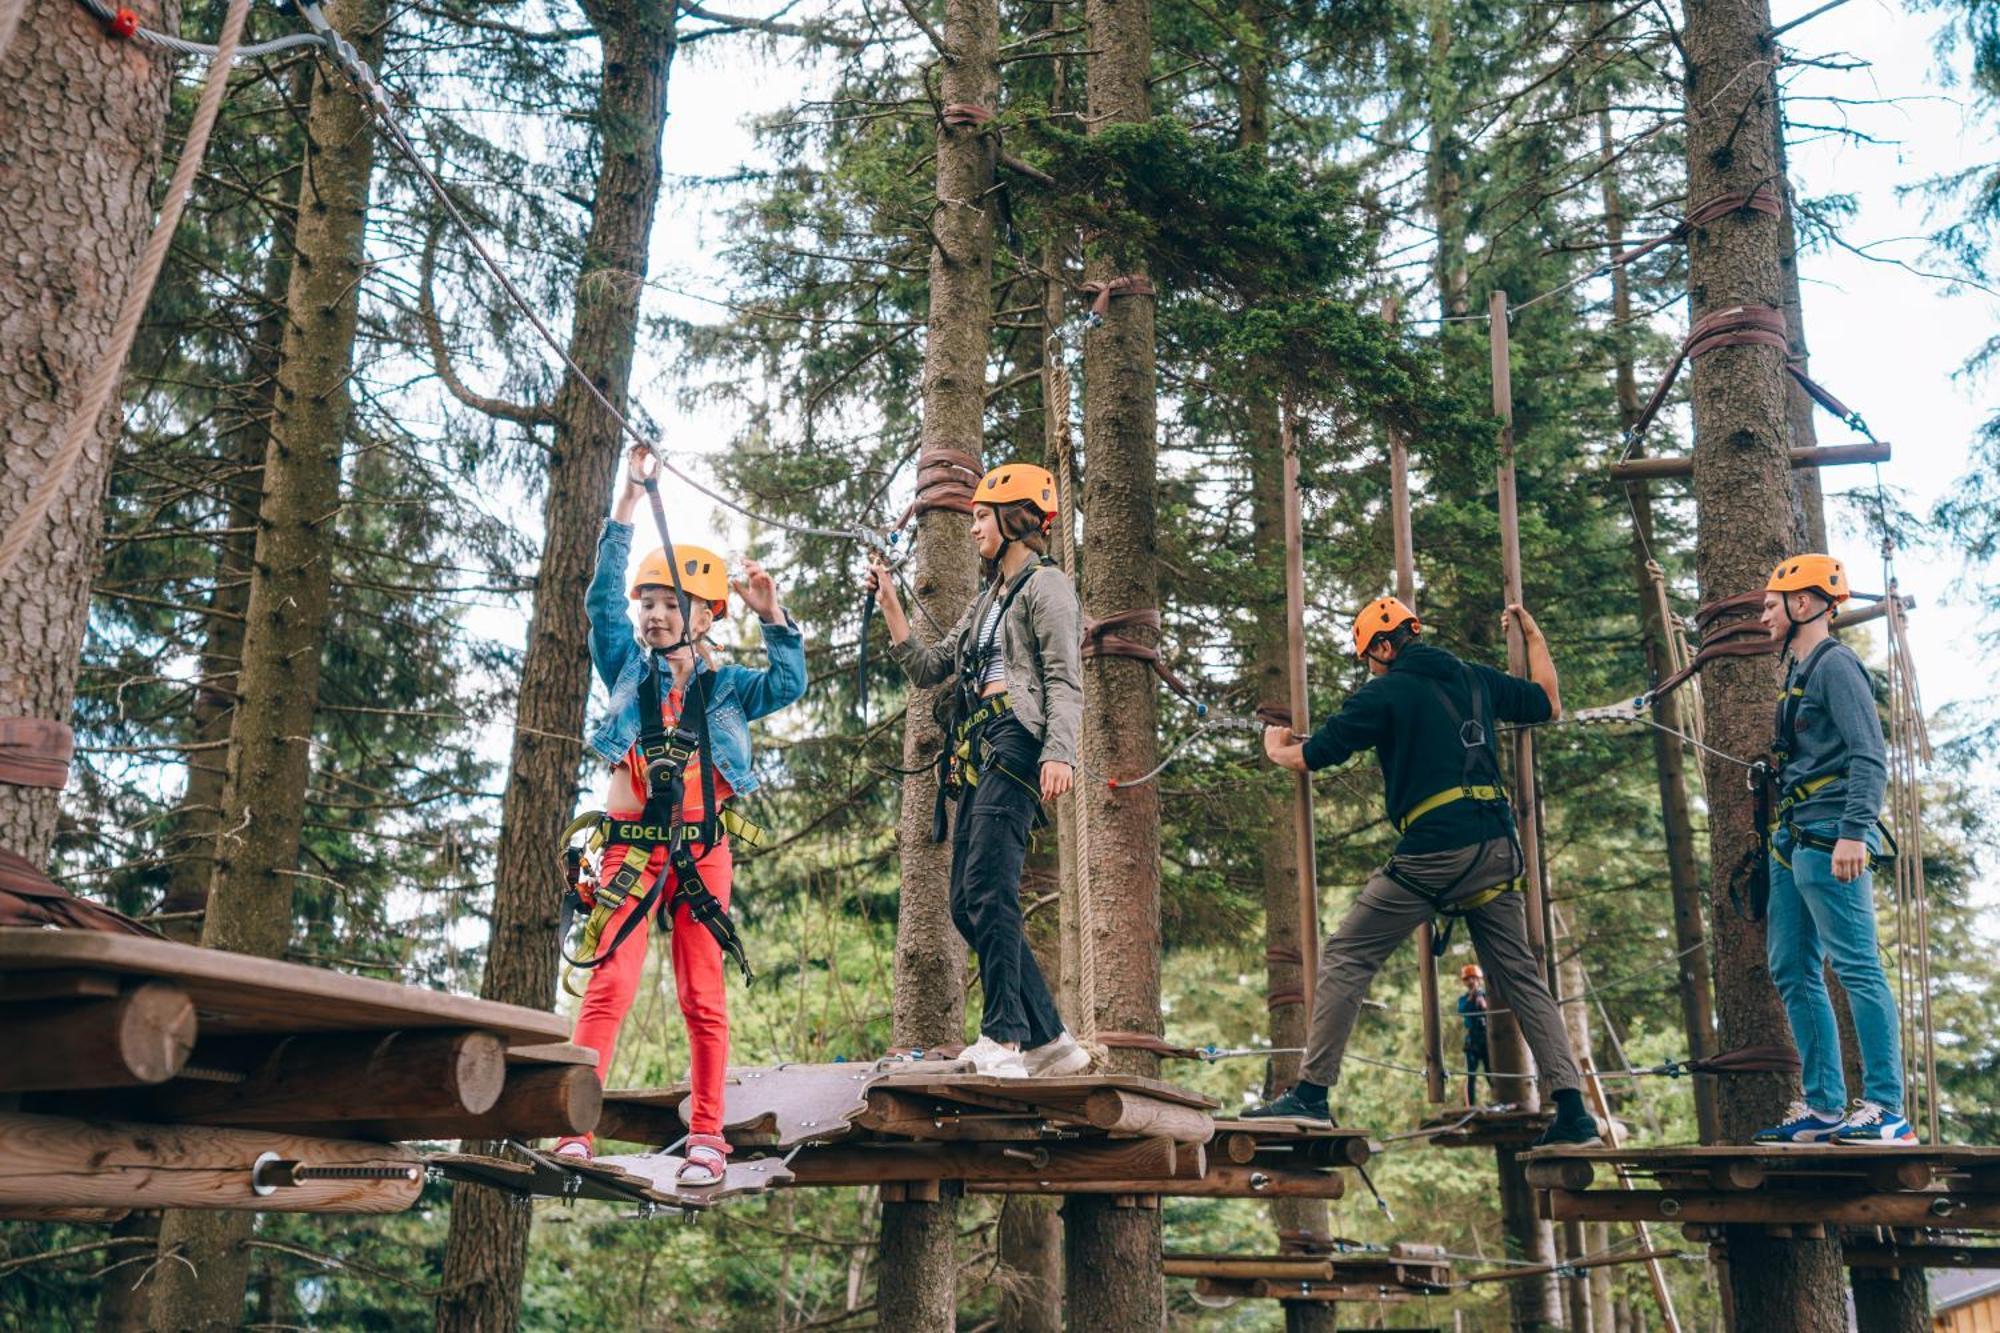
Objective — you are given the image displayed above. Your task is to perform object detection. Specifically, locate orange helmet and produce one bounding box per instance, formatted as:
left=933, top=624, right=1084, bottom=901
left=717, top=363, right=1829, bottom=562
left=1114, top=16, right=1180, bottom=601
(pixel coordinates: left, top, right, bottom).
left=976, top=463, right=1059, bottom=521
left=631, top=544, right=730, bottom=617
left=1352, top=596, right=1420, bottom=658
left=1766, top=553, right=1849, bottom=607
left=1460, top=964, right=1484, bottom=981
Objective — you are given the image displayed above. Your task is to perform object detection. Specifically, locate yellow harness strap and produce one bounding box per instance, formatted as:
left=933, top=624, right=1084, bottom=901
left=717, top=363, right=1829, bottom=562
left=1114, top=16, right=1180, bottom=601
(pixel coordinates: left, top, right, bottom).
left=1395, top=784, right=1505, bottom=835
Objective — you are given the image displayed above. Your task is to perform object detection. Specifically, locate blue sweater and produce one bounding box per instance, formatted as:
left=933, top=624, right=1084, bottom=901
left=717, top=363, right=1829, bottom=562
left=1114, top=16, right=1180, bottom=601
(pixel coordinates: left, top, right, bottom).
left=1776, top=638, right=1886, bottom=842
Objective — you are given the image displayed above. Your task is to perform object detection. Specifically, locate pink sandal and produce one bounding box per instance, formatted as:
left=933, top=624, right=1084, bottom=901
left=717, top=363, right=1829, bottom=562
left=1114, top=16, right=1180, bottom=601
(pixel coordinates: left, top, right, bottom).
left=552, top=1136, right=593, bottom=1162
left=676, top=1134, right=731, bottom=1188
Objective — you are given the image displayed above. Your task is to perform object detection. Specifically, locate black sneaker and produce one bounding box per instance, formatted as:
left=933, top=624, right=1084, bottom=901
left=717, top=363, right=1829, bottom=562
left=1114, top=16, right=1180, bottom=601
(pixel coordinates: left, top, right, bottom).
left=1532, top=1107, right=1605, bottom=1149
left=1244, top=1087, right=1333, bottom=1122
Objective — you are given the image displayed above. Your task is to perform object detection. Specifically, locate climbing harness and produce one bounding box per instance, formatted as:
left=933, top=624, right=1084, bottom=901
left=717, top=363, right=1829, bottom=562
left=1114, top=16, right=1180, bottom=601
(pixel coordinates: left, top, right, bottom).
left=558, top=661, right=760, bottom=996
left=1382, top=665, right=1524, bottom=953
left=927, top=555, right=1052, bottom=839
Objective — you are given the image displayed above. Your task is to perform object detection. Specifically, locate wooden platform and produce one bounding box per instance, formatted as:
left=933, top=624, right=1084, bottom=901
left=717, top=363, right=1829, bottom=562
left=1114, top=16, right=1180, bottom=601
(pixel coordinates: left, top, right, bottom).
left=432, top=1142, right=793, bottom=1212
left=566, top=1060, right=1371, bottom=1203
left=1166, top=1241, right=1452, bottom=1304
left=1416, top=1105, right=1552, bottom=1148
left=1525, top=1145, right=2000, bottom=1231
left=0, top=930, right=589, bottom=1214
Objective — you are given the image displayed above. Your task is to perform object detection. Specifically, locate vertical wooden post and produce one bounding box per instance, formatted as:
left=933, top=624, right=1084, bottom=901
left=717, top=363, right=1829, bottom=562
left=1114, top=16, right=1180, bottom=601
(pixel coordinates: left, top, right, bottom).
left=1385, top=298, right=1446, bottom=1106
left=1489, top=289, right=1552, bottom=980
left=1279, top=403, right=1320, bottom=1014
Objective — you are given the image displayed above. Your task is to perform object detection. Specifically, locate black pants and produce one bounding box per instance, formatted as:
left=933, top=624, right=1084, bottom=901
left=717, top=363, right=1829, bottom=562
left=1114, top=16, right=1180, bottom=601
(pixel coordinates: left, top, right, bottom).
left=948, top=712, right=1064, bottom=1047
left=1464, top=1039, right=1489, bottom=1106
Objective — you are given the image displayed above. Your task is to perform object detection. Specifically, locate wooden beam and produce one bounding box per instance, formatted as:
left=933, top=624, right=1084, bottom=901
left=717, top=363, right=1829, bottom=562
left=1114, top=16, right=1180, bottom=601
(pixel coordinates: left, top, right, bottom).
left=1081, top=1088, right=1212, bottom=1144
left=132, top=1028, right=506, bottom=1127
left=1545, top=1189, right=2000, bottom=1229
left=1193, top=1277, right=1403, bottom=1302
left=1843, top=1243, right=2000, bottom=1270
left=0, top=1112, right=421, bottom=1213
left=970, top=1162, right=1345, bottom=1200
left=788, top=1136, right=1186, bottom=1186
left=0, top=1205, right=132, bottom=1224
left=856, top=1089, right=1051, bottom=1141
left=0, top=981, right=194, bottom=1092
left=1609, top=441, right=1891, bottom=483
left=1833, top=594, right=1911, bottom=632
left=1278, top=402, right=1321, bottom=1013
left=284, top=1063, right=602, bottom=1142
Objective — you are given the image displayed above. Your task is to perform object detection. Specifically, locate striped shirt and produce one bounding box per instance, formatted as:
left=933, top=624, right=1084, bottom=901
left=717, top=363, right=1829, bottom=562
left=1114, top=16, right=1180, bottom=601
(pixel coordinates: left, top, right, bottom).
left=975, top=599, right=1006, bottom=689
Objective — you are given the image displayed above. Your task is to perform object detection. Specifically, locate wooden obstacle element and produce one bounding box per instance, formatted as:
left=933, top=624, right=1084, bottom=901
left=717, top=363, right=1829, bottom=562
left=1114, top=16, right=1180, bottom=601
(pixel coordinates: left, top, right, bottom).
left=432, top=1140, right=794, bottom=1211
left=559, top=1061, right=1374, bottom=1204
left=1414, top=1104, right=1553, bottom=1148
left=1167, top=1240, right=1452, bottom=1305
left=0, top=929, right=582, bottom=1213
left=1526, top=1145, right=2000, bottom=1231
left=1608, top=440, right=1892, bottom=482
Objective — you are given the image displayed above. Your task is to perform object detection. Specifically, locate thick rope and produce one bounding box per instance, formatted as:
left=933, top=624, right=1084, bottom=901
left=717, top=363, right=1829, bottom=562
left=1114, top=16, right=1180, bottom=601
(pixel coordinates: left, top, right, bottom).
left=0, top=0, right=252, bottom=585
left=1051, top=356, right=1099, bottom=1043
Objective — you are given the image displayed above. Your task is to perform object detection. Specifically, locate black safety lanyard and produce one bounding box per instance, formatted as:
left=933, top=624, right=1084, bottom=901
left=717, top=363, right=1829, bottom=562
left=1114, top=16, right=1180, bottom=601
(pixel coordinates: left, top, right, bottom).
left=1773, top=638, right=1836, bottom=766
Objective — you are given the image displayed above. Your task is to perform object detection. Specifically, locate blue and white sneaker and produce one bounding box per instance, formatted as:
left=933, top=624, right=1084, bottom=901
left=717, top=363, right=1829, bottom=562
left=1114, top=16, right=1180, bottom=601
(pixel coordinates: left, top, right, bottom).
left=1829, top=1099, right=1919, bottom=1146
left=1750, top=1100, right=1844, bottom=1146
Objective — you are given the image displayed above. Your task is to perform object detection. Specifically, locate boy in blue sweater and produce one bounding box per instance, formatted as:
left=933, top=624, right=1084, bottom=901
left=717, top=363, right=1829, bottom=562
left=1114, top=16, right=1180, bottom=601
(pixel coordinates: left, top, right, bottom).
left=1752, top=554, right=1910, bottom=1146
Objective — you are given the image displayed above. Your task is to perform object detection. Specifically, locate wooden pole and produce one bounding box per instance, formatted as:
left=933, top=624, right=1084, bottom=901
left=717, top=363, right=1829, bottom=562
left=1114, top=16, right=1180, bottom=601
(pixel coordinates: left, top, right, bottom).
left=0, top=1112, right=422, bottom=1213
left=0, top=981, right=194, bottom=1091
left=1385, top=298, right=1446, bottom=1107
left=970, top=1162, right=1346, bottom=1200
left=1490, top=290, right=1552, bottom=978
left=1279, top=402, right=1321, bottom=1016
left=790, top=1136, right=1188, bottom=1186
left=281, top=1064, right=603, bottom=1142
left=1607, top=441, right=1890, bottom=482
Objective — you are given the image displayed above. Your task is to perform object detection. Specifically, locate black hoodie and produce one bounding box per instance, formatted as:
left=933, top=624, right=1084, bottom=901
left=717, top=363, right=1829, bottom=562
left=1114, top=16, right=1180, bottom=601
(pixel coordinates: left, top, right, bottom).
left=1300, top=640, right=1552, bottom=856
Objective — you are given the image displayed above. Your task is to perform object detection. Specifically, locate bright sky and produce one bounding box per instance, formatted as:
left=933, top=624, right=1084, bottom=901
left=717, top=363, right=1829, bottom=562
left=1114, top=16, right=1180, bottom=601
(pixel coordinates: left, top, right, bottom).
left=585, top=0, right=2000, bottom=902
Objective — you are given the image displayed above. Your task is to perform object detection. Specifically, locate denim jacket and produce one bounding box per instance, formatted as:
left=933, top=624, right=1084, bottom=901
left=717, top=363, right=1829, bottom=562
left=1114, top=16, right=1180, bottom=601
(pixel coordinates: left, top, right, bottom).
left=584, top=520, right=808, bottom=797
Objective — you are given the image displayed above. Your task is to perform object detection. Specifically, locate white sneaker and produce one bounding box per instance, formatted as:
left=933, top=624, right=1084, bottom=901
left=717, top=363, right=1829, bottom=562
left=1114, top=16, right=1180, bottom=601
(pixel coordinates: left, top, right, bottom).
left=1024, top=1030, right=1091, bottom=1077
left=960, top=1035, right=1029, bottom=1077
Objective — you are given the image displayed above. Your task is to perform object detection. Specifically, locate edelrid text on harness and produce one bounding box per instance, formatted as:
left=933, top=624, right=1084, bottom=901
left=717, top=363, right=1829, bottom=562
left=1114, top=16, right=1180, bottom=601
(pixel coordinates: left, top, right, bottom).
left=558, top=657, right=760, bottom=997
left=930, top=558, right=1051, bottom=841
left=1384, top=664, right=1525, bottom=956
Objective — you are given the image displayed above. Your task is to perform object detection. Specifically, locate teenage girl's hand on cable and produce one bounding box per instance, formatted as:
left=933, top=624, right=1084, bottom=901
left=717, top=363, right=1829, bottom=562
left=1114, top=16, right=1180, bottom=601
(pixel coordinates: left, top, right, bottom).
left=732, top=559, right=783, bottom=624
left=613, top=445, right=655, bottom=523
left=1040, top=760, right=1074, bottom=802
left=1263, top=725, right=1309, bottom=773
left=864, top=551, right=911, bottom=643
left=1831, top=837, right=1869, bottom=882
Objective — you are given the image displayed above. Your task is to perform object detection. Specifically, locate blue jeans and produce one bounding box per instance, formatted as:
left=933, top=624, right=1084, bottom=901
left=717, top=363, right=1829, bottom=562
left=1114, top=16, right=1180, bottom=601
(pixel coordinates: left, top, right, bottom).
left=1766, top=820, right=1902, bottom=1115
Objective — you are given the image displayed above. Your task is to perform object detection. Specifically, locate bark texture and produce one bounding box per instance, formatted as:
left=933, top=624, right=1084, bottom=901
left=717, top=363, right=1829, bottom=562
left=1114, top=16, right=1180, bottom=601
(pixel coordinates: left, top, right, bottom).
left=1682, top=0, right=1847, bottom=1325
left=878, top=0, right=999, bottom=1319
left=433, top=2, right=679, bottom=1328
left=1070, top=0, right=1164, bottom=1319
left=0, top=0, right=179, bottom=862
left=995, top=839, right=1065, bottom=1332
left=149, top=1, right=385, bottom=1326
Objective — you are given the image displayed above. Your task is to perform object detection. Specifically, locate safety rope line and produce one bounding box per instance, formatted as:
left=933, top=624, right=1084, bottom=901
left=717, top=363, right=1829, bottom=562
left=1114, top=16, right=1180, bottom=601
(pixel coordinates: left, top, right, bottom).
left=0, top=0, right=252, bottom=585
left=294, top=5, right=884, bottom=549
left=71, top=0, right=324, bottom=58
left=1049, top=347, right=1099, bottom=1043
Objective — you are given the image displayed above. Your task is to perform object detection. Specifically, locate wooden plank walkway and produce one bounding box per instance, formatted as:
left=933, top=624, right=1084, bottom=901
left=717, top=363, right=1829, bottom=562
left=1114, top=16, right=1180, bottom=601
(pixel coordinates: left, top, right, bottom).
left=1524, top=1144, right=2000, bottom=1232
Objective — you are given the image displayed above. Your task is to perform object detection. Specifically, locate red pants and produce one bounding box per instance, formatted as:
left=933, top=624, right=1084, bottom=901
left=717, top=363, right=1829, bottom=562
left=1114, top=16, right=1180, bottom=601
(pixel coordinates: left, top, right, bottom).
left=570, top=838, right=733, bottom=1137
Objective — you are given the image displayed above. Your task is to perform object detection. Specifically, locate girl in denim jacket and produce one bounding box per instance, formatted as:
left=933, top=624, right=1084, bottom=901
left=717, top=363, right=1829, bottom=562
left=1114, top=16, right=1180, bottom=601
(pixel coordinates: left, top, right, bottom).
left=557, top=448, right=807, bottom=1183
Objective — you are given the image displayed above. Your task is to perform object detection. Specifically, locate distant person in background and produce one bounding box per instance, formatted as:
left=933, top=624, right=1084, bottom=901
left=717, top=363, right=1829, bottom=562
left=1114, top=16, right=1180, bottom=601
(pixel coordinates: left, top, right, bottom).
left=1458, top=963, right=1491, bottom=1107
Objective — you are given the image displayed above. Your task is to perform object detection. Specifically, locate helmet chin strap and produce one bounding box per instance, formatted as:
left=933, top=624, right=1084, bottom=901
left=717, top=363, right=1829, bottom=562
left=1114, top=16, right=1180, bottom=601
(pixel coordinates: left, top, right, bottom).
left=1780, top=591, right=1834, bottom=654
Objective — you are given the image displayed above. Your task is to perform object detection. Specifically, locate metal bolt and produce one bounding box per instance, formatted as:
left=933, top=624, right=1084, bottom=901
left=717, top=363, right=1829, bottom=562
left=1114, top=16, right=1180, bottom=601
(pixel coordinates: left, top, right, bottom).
left=1250, top=1172, right=1271, bottom=1191
left=1659, top=1198, right=1682, bottom=1218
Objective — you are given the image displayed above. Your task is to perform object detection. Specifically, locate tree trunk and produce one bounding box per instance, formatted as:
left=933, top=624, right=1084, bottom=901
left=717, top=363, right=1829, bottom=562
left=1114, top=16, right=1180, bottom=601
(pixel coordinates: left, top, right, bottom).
left=147, top=2, right=386, bottom=1327
left=878, top=0, right=999, bottom=1321
left=0, top=0, right=179, bottom=862
left=1682, top=0, right=1848, bottom=1326
left=155, top=181, right=294, bottom=945
left=433, top=3, right=679, bottom=1329
left=1772, top=93, right=1826, bottom=552
left=996, top=838, right=1065, bottom=1332
left=1851, top=1269, right=1931, bottom=1333
left=1560, top=939, right=1596, bottom=1333
left=1069, top=0, right=1163, bottom=1318
left=1595, top=81, right=1719, bottom=1143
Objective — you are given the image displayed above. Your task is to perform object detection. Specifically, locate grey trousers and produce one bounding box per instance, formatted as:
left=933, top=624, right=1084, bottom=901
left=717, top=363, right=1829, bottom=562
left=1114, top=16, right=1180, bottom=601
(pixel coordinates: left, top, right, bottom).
left=1300, top=836, right=1582, bottom=1096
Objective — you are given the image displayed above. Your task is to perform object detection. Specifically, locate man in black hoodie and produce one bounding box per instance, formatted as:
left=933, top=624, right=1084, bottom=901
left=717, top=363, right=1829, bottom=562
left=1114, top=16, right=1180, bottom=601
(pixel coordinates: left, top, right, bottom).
left=1247, top=596, right=1601, bottom=1148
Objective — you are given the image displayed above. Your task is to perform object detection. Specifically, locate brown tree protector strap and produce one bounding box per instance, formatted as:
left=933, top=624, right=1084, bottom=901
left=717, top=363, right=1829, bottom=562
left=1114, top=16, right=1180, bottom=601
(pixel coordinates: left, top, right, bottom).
left=895, top=448, right=982, bottom=528
left=1627, top=303, right=1870, bottom=446
left=1096, top=1030, right=1205, bottom=1060
left=940, top=103, right=993, bottom=126
left=0, top=847, right=161, bottom=936
left=1078, top=275, right=1156, bottom=322
left=0, top=718, right=74, bottom=790
left=1647, top=589, right=1779, bottom=702
left=1605, top=184, right=1784, bottom=271
left=1082, top=608, right=1195, bottom=701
